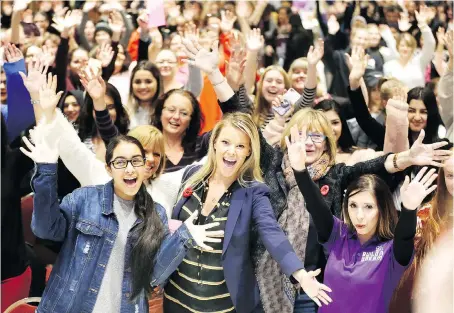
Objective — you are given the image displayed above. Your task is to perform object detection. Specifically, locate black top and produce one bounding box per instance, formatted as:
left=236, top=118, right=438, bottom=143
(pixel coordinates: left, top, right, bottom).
left=164, top=181, right=238, bottom=312
left=1, top=148, right=34, bottom=280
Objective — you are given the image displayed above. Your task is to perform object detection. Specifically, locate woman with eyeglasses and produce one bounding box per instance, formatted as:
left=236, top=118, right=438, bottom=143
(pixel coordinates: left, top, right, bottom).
left=255, top=108, right=451, bottom=313
left=20, top=124, right=223, bottom=313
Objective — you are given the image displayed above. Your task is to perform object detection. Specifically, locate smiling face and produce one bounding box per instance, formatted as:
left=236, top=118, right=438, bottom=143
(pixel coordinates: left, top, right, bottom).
left=107, top=142, right=145, bottom=200
left=69, top=49, right=89, bottom=74
left=132, top=70, right=158, bottom=102
left=261, top=69, right=286, bottom=105
left=156, top=50, right=178, bottom=78
left=213, top=125, right=251, bottom=180
left=63, top=95, right=81, bottom=122
left=398, top=40, right=415, bottom=60
left=408, top=99, right=428, bottom=132
left=347, top=190, right=380, bottom=242
left=1, top=71, right=6, bottom=103
left=303, top=129, right=327, bottom=166
left=143, top=143, right=162, bottom=179
left=367, top=25, right=381, bottom=48
left=160, top=92, right=193, bottom=139
left=290, top=66, right=307, bottom=92
left=323, top=110, right=342, bottom=142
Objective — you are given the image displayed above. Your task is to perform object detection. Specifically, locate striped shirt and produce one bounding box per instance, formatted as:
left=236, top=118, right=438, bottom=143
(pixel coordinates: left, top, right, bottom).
left=164, top=181, right=238, bottom=312
left=259, top=87, right=317, bottom=130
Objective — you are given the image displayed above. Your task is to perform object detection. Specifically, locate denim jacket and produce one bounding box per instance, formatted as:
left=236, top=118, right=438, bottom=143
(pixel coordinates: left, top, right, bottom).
left=31, top=163, right=193, bottom=313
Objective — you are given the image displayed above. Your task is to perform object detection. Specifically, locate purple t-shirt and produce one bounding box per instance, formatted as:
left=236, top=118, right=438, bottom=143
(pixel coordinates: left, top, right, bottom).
left=320, top=217, right=413, bottom=313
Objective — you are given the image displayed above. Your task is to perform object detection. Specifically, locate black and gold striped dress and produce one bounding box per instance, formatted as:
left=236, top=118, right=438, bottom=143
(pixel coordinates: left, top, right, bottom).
left=164, top=181, right=238, bottom=313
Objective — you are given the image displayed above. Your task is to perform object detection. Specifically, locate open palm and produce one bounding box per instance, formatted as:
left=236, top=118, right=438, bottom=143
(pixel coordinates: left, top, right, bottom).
left=19, top=59, right=48, bottom=96
left=184, top=38, right=220, bottom=74
left=400, top=167, right=438, bottom=211
left=409, top=130, right=451, bottom=167
left=39, top=73, right=64, bottom=119
left=307, top=39, right=324, bottom=66
left=285, top=125, right=307, bottom=172
left=80, top=69, right=106, bottom=101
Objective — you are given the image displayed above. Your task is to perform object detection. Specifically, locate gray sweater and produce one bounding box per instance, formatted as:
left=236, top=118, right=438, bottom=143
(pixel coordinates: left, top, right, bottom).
left=92, top=195, right=137, bottom=313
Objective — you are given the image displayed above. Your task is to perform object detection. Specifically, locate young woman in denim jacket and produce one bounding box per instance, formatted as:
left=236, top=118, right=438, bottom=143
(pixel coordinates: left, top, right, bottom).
left=20, top=77, right=224, bottom=313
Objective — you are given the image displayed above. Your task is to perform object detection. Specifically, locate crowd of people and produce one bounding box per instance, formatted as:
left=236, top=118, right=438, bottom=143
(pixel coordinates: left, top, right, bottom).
left=1, top=0, right=453, bottom=313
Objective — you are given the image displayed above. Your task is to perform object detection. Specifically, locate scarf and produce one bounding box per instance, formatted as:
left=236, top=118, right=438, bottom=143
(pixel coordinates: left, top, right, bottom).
left=256, top=153, right=331, bottom=313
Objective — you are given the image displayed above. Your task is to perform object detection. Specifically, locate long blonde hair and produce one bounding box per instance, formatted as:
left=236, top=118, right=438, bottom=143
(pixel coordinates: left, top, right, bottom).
left=253, top=66, right=291, bottom=127
left=183, top=112, right=263, bottom=192
left=280, top=108, right=337, bottom=166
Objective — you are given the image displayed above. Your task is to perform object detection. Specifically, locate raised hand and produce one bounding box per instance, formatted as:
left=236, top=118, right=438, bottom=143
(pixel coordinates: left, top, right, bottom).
left=13, top=0, right=32, bottom=12
left=409, top=130, right=452, bottom=167
left=285, top=124, right=307, bottom=172
left=183, top=37, right=219, bottom=74
left=4, top=43, right=23, bottom=63
left=52, top=10, right=79, bottom=36
left=137, top=11, right=149, bottom=33
left=83, top=0, right=97, bottom=13
left=20, top=128, right=59, bottom=164
left=79, top=67, right=106, bottom=102
left=307, top=38, right=324, bottom=66
left=415, top=5, right=433, bottom=26
left=109, top=10, right=124, bottom=35
left=19, top=58, right=49, bottom=97
left=225, top=49, right=247, bottom=91
left=346, top=46, right=369, bottom=88
left=246, top=28, right=265, bottom=53
left=436, top=27, right=446, bottom=46
left=184, top=210, right=224, bottom=251
left=398, top=13, right=412, bottom=32
left=167, top=4, right=181, bottom=18
left=293, top=269, right=333, bottom=307
left=38, top=73, right=64, bottom=121
left=400, top=167, right=438, bottom=211
left=220, top=10, right=237, bottom=33
left=96, top=43, right=115, bottom=67
left=387, top=86, right=408, bottom=109
left=445, top=29, right=453, bottom=58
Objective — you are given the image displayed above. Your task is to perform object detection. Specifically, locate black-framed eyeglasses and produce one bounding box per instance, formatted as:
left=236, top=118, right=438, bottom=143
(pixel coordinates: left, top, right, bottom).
left=110, top=156, right=145, bottom=169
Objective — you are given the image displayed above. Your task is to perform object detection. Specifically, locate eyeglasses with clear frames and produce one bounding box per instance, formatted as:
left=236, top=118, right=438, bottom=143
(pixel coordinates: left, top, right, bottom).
left=299, top=131, right=326, bottom=143
left=110, top=156, right=145, bottom=169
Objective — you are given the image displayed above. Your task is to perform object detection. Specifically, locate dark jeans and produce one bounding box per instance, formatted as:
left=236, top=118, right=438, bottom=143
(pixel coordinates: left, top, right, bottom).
left=293, top=292, right=318, bottom=313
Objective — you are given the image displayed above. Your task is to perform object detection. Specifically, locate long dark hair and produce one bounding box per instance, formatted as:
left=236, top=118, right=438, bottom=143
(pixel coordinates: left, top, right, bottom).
left=129, top=61, right=162, bottom=106
left=152, top=89, right=203, bottom=150
left=407, top=86, right=444, bottom=145
left=78, top=83, right=130, bottom=141
left=105, top=135, right=165, bottom=299
left=342, top=174, right=398, bottom=242
left=316, top=99, right=355, bottom=153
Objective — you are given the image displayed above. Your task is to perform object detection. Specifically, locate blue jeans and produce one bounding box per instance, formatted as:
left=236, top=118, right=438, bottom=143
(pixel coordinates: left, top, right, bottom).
left=293, top=292, right=318, bottom=313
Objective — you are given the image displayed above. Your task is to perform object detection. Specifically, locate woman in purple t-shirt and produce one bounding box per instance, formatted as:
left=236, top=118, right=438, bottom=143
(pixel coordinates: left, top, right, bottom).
left=285, top=122, right=446, bottom=313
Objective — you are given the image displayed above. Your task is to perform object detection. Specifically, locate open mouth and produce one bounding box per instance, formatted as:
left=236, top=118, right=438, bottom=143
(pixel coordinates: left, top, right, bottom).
left=223, top=158, right=237, bottom=168
left=169, top=121, right=180, bottom=128
left=356, top=225, right=366, bottom=229
left=124, top=178, right=137, bottom=187
left=267, top=89, right=278, bottom=96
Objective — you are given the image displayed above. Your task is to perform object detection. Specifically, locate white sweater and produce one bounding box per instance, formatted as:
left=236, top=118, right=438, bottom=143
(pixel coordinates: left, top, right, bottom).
left=38, top=110, right=205, bottom=217
left=383, top=25, right=436, bottom=89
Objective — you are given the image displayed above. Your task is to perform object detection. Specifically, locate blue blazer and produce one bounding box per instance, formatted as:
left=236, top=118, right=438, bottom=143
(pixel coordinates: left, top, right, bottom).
left=172, top=166, right=304, bottom=313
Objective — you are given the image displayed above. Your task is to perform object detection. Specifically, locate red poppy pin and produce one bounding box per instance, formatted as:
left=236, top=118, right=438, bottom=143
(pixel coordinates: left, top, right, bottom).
left=320, top=185, right=329, bottom=196
left=183, top=187, right=193, bottom=198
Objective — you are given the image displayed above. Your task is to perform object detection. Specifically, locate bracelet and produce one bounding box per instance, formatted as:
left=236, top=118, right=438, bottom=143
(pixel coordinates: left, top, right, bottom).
left=393, top=153, right=402, bottom=170
left=31, top=99, right=40, bottom=105
left=211, top=78, right=225, bottom=87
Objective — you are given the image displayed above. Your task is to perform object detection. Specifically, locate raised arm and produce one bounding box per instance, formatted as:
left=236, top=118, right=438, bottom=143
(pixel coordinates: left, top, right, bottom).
left=3, top=44, right=35, bottom=142
left=347, top=47, right=385, bottom=149
left=20, top=127, right=74, bottom=242
left=415, top=6, right=437, bottom=70
left=285, top=125, right=335, bottom=242
left=393, top=168, right=438, bottom=265
left=383, top=89, right=410, bottom=153
left=437, top=30, right=453, bottom=141
left=244, top=28, right=264, bottom=95
left=294, top=39, right=324, bottom=111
